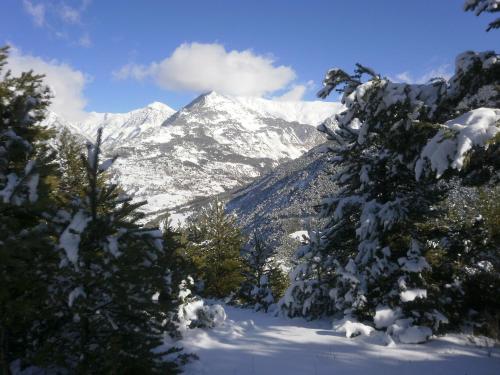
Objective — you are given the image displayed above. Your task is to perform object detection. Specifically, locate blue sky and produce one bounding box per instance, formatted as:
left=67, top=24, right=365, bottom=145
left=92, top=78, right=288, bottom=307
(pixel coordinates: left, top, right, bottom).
left=0, top=0, right=497, bottom=120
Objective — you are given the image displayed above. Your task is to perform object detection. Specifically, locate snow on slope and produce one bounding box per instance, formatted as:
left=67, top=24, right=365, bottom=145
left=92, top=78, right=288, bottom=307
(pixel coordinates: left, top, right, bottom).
left=235, top=95, right=344, bottom=126
left=226, top=144, right=337, bottom=266
left=43, top=101, right=176, bottom=148
left=178, top=305, right=500, bottom=375
left=43, top=92, right=342, bottom=220
left=108, top=92, right=342, bottom=218
left=77, top=102, right=176, bottom=149
left=41, top=111, right=92, bottom=142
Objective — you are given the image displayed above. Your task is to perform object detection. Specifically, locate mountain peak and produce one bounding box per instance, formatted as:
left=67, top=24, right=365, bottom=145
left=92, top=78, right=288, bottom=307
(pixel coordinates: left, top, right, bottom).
left=147, top=101, right=175, bottom=112
left=199, top=90, right=222, bottom=98
left=185, top=91, right=232, bottom=108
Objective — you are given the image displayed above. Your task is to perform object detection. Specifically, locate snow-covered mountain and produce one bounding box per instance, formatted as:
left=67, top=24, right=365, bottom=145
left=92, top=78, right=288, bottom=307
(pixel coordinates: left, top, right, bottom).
left=43, top=101, right=176, bottom=147
left=110, top=92, right=342, bottom=219
left=42, top=111, right=93, bottom=141
left=79, top=102, right=176, bottom=148
left=45, top=91, right=343, bottom=220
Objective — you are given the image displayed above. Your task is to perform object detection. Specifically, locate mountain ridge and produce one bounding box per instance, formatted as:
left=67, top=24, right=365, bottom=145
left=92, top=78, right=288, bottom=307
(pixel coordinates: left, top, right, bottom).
left=44, top=92, right=343, bottom=221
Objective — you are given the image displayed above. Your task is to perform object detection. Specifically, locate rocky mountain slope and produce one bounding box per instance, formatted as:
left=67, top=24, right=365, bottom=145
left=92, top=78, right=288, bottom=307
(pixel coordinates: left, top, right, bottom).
left=226, top=143, right=338, bottom=265
left=45, top=92, right=343, bottom=221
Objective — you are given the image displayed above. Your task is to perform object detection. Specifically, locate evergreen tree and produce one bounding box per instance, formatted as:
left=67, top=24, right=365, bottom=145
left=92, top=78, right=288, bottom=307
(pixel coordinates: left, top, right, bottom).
left=241, top=232, right=283, bottom=312
left=428, top=184, right=500, bottom=338
left=280, top=230, right=337, bottom=319
left=268, top=265, right=289, bottom=304
left=464, top=0, right=500, bottom=31
left=466, top=186, right=500, bottom=337
left=43, top=129, right=183, bottom=374
left=54, top=128, right=91, bottom=201
left=157, top=216, right=198, bottom=333
left=184, top=200, right=245, bottom=299
left=281, top=50, right=499, bottom=342
left=0, top=46, right=59, bottom=373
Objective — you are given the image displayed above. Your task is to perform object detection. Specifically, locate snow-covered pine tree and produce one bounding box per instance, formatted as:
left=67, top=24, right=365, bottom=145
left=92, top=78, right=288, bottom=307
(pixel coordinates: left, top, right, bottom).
left=0, top=46, right=61, bottom=373
left=157, top=216, right=200, bottom=335
left=241, top=232, right=278, bottom=312
left=280, top=230, right=337, bottom=319
left=44, top=129, right=184, bottom=374
left=159, top=218, right=227, bottom=331
left=414, top=50, right=499, bottom=337
left=281, top=50, right=499, bottom=343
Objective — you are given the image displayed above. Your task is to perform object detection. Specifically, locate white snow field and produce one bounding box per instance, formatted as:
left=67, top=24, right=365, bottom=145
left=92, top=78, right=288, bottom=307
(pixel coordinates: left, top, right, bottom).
left=180, top=305, right=500, bottom=375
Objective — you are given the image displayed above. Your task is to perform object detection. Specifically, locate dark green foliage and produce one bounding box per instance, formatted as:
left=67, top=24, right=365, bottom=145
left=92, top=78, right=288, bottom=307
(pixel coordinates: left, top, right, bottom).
left=268, top=264, right=288, bottom=303
left=43, top=129, right=183, bottom=374
left=158, top=216, right=197, bottom=334
left=184, top=200, right=246, bottom=299
left=282, top=48, right=499, bottom=340
left=240, top=232, right=285, bottom=312
left=464, top=0, right=500, bottom=31
left=281, top=231, right=339, bottom=319
left=0, top=46, right=188, bottom=373
left=0, top=45, right=59, bottom=374
left=54, top=128, right=92, bottom=201
left=428, top=185, right=500, bottom=337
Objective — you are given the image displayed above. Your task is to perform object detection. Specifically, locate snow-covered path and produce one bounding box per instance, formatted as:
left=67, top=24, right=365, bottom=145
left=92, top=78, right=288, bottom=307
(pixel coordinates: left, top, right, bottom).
left=181, top=305, right=500, bottom=375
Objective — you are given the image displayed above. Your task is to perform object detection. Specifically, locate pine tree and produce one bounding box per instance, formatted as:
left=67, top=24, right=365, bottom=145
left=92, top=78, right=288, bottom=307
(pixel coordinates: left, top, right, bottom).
left=184, top=200, right=245, bottom=299
left=0, top=46, right=60, bottom=373
left=428, top=184, right=500, bottom=337
left=280, top=230, right=337, bottom=319
left=54, top=128, right=92, bottom=201
left=241, top=232, right=282, bottom=312
left=281, top=50, right=499, bottom=342
left=466, top=186, right=500, bottom=337
left=464, top=0, right=500, bottom=31
left=157, top=216, right=198, bottom=334
left=43, top=129, right=183, bottom=374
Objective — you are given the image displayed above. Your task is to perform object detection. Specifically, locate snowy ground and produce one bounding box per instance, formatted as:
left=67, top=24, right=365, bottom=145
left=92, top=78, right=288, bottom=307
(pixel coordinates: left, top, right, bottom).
left=180, top=305, right=500, bottom=375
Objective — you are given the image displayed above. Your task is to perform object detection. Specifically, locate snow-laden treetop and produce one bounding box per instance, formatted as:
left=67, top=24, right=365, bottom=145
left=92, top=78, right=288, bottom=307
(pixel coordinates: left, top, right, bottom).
left=318, top=50, right=499, bottom=184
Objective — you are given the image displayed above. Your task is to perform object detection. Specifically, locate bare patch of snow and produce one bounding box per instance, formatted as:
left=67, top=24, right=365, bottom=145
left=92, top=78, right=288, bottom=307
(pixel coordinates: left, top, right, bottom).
left=68, top=287, right=86, bottom=307
left=59, top=210, right=91, bottom=267
left=334, top=318, right=375, bottom=338
left=173, top=305, right=500, bottom=375
left=374, top=306, right=401, bottom=329
left=400, top=289, right=427, bottom=303
left=399, top=326, right=433, bottom=344
left=288, top=230, right=309, bottom=241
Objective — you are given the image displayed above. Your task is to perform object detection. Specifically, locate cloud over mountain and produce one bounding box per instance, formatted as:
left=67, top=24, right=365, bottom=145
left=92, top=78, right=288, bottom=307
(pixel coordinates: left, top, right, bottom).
left=113, top=42, right=296, bottom=97
left=7, top=46, right=89, bottom=122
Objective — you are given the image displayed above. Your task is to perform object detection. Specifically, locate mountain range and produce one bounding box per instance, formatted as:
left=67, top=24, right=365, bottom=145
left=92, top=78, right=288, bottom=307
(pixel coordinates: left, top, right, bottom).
left=44, top=91, right=343, bottom=225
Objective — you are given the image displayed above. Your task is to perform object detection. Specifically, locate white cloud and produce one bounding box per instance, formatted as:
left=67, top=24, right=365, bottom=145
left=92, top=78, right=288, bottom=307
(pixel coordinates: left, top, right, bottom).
left=275, top=85, right=307, bottom=101
left=59, top=4, right=81, bottom=24
left=22, top=0, right=46, bottom=27
left=274, top=80, right=314, bottom=101
left=113, top=63, right=149, bottom=81
left=392, top=64, right=453, bottom=84
left=7, top=47, right=89, bottom=122
left=114, top=42, right=296, bottom=97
